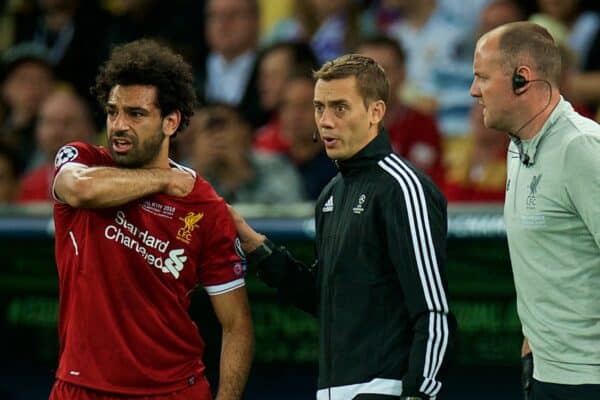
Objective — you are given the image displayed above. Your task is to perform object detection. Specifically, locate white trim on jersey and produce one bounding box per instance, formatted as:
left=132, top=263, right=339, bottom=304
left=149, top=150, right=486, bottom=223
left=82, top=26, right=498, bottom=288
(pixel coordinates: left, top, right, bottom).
left=378, top=154, right=450, bottom=399
left=169, top=159, right=197, bottom=178
left=68, top=231, right=79, bottom=256
left=316, top=378, right=403, bottom=400
left=204, top=278, right=245, bottom=296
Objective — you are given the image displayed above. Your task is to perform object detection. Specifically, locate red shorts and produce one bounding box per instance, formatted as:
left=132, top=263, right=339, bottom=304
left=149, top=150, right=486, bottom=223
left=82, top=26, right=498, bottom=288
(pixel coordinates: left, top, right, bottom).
left=49, top=378, right=212, bottom=400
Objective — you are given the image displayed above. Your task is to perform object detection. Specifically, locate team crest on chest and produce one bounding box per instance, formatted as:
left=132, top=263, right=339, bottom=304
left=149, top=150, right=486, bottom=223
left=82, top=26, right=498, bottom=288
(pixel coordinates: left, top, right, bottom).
left=177, top=211, right=204, bottom=244
left=527, top=175, right=542, bottom=209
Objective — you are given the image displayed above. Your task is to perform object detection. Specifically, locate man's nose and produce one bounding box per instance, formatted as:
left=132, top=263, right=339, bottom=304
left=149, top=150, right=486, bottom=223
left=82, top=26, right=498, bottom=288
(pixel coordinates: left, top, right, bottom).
left=317, top=108, right=334, bottom=128
left=469, top=79, right=480, bottom=98
left=110, top=113, right=128, bottom=131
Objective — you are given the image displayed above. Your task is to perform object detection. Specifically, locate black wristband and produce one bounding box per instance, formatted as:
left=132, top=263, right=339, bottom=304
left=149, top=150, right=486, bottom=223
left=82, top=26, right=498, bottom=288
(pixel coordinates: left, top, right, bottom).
left=246, top=239, right=276, bottom=266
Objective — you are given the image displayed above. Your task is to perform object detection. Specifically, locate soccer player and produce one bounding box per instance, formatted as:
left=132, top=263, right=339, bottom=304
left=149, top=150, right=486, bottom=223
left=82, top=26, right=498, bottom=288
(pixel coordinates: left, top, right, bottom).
left=49, top=39, right=253, bottom=400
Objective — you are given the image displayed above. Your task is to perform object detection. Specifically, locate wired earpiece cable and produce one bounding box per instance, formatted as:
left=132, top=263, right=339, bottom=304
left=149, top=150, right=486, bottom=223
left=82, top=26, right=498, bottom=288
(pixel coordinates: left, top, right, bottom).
left=508, top=79, right=552, bottom=166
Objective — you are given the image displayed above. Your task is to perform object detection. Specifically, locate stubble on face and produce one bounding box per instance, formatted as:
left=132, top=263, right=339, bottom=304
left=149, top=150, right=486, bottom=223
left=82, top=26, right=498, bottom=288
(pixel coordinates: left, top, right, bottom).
left=106, top=85, right=167, bottom=169
left=110, top=128, right=165, bottom=168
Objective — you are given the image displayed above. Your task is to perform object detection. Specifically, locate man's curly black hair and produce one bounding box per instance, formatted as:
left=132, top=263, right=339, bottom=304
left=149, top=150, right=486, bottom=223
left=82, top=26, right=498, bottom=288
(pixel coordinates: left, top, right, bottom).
left=92, top=39, right=196, bottom=137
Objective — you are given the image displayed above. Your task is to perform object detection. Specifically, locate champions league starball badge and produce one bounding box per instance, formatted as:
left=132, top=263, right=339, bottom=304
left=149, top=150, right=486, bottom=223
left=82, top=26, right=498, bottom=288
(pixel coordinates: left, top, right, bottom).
left=55, top=146, right=79, bottom=168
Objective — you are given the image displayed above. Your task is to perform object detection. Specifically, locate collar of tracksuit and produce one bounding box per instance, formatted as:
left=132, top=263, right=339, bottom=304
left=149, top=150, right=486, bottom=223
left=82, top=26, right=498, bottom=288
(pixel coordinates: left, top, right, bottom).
left=336, top=128, right=392, bottom=176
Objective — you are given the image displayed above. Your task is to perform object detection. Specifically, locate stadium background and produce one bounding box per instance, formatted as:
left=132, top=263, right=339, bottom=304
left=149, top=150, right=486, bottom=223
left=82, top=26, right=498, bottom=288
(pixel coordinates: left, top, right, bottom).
left=1, top=0, right=600, bottom=398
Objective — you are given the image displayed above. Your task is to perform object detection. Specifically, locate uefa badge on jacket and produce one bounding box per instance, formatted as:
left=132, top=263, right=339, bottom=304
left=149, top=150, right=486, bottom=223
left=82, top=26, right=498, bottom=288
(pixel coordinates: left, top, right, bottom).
left=352, top=194, right=366, bottom=214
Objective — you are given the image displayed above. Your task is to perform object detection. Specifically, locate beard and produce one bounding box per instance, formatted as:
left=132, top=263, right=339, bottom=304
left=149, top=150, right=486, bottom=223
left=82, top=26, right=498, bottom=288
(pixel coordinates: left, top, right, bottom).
left=109, top=128, right=166, bottom=168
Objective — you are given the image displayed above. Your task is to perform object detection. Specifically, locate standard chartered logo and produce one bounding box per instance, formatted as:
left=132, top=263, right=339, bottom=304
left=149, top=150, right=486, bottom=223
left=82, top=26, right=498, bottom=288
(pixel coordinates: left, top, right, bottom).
left=164, top=249, right=187, bottom=279
left=104, top=210, right=188, bottom=279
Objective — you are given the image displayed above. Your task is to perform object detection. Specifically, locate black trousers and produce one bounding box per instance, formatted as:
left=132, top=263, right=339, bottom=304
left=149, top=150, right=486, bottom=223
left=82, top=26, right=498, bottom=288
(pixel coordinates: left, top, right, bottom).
left=532, top=379, right=600, bottom=400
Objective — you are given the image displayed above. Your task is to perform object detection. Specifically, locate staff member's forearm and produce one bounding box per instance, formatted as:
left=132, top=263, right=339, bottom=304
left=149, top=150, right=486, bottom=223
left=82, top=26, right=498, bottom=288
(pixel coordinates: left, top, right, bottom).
left=215, top=313, right=254, bottom=400
left=522, top=337, right=531, bottom=357
left=55, top=166, right=174, bottom=208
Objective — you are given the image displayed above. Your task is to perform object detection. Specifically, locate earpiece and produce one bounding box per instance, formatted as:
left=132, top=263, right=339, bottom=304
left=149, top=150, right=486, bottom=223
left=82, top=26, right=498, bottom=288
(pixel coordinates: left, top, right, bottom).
left=512, top=68, right=528, bottom=95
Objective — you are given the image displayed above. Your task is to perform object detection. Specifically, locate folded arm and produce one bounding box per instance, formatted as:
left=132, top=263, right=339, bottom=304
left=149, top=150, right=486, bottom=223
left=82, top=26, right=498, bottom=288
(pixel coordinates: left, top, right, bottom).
left=54, top=164, right=194, bottom=208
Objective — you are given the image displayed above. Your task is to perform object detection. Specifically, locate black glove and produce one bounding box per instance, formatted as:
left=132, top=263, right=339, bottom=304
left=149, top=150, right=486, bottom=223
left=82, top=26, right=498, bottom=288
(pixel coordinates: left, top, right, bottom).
left=521, top=352, right=533, bottom=400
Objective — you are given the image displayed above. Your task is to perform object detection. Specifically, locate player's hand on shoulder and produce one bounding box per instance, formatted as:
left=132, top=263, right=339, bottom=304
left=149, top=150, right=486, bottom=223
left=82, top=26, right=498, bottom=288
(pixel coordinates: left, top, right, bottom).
left=164, top=168, right=195, bottom=197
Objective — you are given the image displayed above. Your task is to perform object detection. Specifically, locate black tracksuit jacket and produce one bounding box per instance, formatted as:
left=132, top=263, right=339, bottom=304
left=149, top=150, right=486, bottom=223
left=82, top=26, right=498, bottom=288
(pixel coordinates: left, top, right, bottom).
left=251, top=132, right=456, bottom=400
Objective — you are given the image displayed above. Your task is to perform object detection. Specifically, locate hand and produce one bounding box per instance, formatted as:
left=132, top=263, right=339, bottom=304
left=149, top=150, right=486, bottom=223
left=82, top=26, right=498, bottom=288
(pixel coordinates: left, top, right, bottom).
left=521, top=352, right=533, bottom=400
left=164, top=168, right=195, bottom=197
left=226, top=204, right=266, bottom=253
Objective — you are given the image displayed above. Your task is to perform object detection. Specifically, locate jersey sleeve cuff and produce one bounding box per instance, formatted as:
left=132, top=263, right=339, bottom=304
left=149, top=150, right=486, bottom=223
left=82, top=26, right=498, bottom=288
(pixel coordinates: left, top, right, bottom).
left=204, top=278, right=245, bottom=296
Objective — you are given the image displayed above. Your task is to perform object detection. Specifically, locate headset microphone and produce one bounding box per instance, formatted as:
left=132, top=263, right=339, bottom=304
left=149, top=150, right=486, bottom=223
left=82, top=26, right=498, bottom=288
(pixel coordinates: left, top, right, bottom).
left=508, top=66, right=553, bottom=166
left=512, top=69, right=528, bottom=95
left=510, top=135, right=532, bottom=167
left=312, top=129, right=318, bottom=143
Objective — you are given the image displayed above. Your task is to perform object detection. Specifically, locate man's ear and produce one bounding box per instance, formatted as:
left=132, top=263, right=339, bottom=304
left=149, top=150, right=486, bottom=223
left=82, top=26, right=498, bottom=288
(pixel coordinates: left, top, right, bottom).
left=369, top=100, right=386, bottom=126
left=162, top=110, right=182, bottom=137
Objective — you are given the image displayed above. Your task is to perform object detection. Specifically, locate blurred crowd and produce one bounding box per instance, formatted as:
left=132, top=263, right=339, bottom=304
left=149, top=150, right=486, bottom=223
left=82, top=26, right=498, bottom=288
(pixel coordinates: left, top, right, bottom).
left=0, top=0, right=598, bottom=206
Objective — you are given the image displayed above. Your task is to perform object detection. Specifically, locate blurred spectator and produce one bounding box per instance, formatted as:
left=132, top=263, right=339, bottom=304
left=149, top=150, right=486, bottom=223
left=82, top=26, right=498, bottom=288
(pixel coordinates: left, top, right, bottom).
left=558, top=43, right=596, bottom=118
left=103, top=0, right=205, bottom=65
left=258, top=0, right=294, bottom=39
left=440, top=0, right=495, bottom=29
left=187, top=104, right=304, bottom=203
left=263, top=0, right=364, bottom=64
left=476, top=0, right=525, bottom=38
left=386, top=0, right=476, bottom=136
left=530, top=0, right=598, bottom=69
left=1, top=41, right=55, bottom=171
left=361, top=0, right=406, bottom=34
left=530, top=0, right=600, bottom=112
left=0, top=140, right=20, bottom=204
left=10, top=0, right=109, bottom=106
left=257, top=40, right=319, bottom=118
left=357, top=35, right=444, bottom=186
left=199, top=0, right=266, bottom=128
left=15, top=88, right=95, bottom=203
left=0, top=0, right=36, bottom=52
left=253, top=41, right=319, bottom=155
left=265, top=73, right=337, bottom=199
left=443, top=103, right=508, bottom=203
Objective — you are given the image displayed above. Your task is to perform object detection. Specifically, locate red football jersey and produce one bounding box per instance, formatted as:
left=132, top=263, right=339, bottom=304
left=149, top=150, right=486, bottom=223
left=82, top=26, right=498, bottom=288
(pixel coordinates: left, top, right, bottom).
left=52, top=142, right=246, bottom=395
